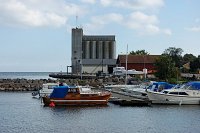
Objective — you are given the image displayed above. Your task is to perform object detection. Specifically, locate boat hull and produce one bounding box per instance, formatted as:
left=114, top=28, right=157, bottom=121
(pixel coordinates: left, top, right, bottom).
left=147, top=91, right=200, bottom=105
left=42, top=93, right=111, bottom=106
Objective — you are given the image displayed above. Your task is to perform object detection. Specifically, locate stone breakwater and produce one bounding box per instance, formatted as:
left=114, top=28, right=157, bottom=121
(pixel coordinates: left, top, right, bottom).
left=0, top=77, right=128, bottom=91
left=0, top=79, right=57, bottom=91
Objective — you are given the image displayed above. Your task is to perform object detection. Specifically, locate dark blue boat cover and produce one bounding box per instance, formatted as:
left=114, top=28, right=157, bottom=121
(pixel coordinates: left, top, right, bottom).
left=50, top=86, right=69, bottom=98
left=186, top=81, right=200, bottom=90
left=148, top=82, right=175, bottom=91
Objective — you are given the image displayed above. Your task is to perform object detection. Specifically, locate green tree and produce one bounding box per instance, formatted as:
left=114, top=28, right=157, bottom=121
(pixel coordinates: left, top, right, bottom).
left=190, top=56, right=200, bottom=73
left=163, top=47, right=183, bottom=67
left=129, top=50, right=149, bottom=55
left=154, top=55, right=177, bottom=81
left=183, top=53, right=196, bottom=64
left=182, top=54, right=196, bottom=72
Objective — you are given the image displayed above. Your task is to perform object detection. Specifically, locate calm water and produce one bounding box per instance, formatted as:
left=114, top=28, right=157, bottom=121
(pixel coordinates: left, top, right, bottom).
left=0, top=92, right=200, bottom=133
left=0, top=72, right=52, bottom=79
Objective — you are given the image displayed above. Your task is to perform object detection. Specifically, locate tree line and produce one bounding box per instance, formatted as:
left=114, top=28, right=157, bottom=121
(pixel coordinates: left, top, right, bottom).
left=129, top=48, right=200, bottom=82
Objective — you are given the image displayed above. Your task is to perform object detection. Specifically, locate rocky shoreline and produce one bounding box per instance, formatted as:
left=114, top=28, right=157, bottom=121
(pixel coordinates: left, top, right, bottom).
left=0, top=77, right=132, bottom=91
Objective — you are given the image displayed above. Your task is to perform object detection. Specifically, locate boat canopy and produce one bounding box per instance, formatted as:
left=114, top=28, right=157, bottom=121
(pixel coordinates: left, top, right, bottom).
left=148, top=82, right=175, bottom=91
left=185, top=81, right=200, bottom=90
left=50, top=86, right=69, bottom=98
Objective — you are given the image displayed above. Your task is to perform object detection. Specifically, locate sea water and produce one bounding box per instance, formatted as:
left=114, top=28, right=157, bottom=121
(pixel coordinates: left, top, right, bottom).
left=0, top=92, right=200, bottom=133
left=0, top=72, right=52, bottom=79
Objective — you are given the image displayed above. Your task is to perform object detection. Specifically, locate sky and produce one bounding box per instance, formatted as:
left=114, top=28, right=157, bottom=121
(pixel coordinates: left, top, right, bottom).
left=0, top=0, right=199, bottom=72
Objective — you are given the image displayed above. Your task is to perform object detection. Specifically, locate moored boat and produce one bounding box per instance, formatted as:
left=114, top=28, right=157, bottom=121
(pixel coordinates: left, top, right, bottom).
left=146, top=81, right=200, bottom=105
left=42, top=86, right=111, bottom=106
left=122, top=81, right=175, bottom=97
left=32, top=83, right=59, bottom=97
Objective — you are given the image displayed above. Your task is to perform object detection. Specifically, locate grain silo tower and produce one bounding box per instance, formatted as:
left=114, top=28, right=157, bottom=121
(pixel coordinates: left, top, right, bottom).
left=71, top=28, right=116, bottom=74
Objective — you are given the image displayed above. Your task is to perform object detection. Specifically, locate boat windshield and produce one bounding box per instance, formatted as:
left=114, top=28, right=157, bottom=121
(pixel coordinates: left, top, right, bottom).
left=147, top=85, right=156, bottom=90
left=48, top=85, right=58, bottom=89
left=170, top=84, right=181, bottom=89
left=179, top=84, right=196, bottom=90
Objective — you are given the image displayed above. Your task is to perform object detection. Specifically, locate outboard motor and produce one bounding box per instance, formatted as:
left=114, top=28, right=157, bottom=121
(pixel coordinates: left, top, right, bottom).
left=32, top=91, right=39, bottom=97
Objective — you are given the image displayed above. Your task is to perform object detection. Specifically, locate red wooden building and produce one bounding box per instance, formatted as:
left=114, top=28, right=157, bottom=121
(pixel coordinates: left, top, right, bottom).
left=116, top=55, right=160, bottom=73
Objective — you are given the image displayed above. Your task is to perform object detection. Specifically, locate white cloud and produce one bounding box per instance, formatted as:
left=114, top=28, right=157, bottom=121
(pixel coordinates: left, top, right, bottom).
left=84, top=13, right=123, bottom=33
left=129, top=12, right=159, bottom=24
left=136, top=0, right=164, bottom=9
left=85, top=11, right=171, bottom=36
left=0, top=0, right=170, bottom=36
left=0, top=0, right=86, bottom=28
left=124, top=11, right=171, bottom=35
left=81, top=0, right=96, bottom=4
left=100, top=0, right=164, bottom=10
left=163, top=29, right=172, bottom=35
left=185, top=26, right=200, bottom=32
left=100, top=0, right=113, bottom=7
left=96, top=0, right=170, bottom=35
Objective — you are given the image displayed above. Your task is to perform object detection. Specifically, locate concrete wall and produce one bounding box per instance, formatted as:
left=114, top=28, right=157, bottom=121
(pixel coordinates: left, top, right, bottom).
left=97, top=41, right=103, bottom=59
left=85, top=41, right=90, bottom=59
left=91, top=41, right=96, bottom=59
left=82, top=65, right=108, bottom=74
left=103, top=41, right=109, bottom=59
left=109, top=41, right=116, bottom=59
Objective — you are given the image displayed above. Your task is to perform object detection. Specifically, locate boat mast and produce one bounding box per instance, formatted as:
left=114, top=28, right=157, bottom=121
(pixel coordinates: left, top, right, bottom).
left=102, top=58, right=103, bottom=73
left=125, top=44, right=128, bottom=86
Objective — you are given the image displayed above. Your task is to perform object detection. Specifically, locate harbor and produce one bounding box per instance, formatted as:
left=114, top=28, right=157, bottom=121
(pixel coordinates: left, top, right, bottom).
left=2, top=76, right=200, bottom=106
left=1, top=0, right=199, bottom=132
left=1, top=92, right=200, bottom=133
left=0, top=76, right=150, bottom=106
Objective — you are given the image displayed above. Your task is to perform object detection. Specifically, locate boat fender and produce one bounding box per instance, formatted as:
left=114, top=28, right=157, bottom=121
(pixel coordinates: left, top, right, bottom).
left=49, top=102, right=55, bottom=107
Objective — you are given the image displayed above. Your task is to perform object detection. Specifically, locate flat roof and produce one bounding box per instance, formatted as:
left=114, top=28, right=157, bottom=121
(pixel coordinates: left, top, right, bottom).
left=83, top=35, right=115, bottom=41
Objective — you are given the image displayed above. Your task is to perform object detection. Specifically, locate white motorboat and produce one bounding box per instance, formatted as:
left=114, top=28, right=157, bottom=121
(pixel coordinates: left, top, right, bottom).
left=32, top=83, right=59, bottom=97
left=39, top=83, right=60, bottom=97
left=104, top=84, right=142, bottom=92
left=76, top=85, right=93, bottom=93
left=125, top=82, right=175, bottom=96
left=113, top=67, right=144, bottom=76
left=126, top=86, right=147, bottom=96
left=146, top=81, right=200, bottom=105
left=32, top=83, right=93, bottom=97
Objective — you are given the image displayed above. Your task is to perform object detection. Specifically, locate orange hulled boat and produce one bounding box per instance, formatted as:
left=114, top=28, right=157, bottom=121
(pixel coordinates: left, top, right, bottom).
left=42, top=86, right=111, bottom=106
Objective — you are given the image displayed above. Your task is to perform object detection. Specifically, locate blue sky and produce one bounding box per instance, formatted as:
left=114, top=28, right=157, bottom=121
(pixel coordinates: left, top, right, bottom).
left=0, top=0, right=199, bottom=72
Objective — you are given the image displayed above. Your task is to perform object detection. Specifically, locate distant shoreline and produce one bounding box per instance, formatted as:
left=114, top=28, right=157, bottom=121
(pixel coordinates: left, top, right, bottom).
left=0, top=72, right=53, bottom=80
